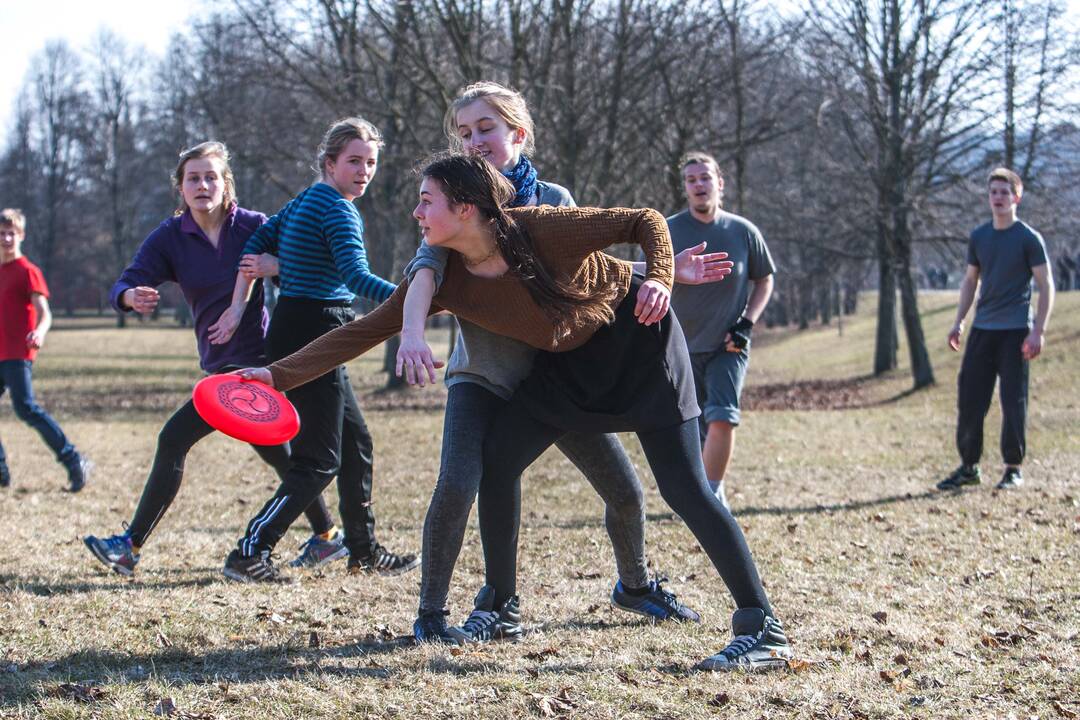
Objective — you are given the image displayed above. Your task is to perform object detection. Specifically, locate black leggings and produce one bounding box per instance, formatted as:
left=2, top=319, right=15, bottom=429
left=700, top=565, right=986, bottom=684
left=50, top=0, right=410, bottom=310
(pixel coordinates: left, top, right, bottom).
left=238, top=298, right=378, bottom=558
left=126, top=398, right=334, bottom=548
left=480, top=407, right=772, bottom=615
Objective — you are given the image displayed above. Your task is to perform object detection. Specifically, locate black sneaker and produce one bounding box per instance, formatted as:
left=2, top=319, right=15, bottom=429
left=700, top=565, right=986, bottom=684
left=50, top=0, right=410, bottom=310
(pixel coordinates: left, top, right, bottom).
left=456, top=585, right=523, bottom=643
left=0, top=462, right=10, bottom=488
left=696, top=608, right=793, bottom=671
left=936, top=464, right=980, bottom=491
left=611, top=578, right=701, bottom=623
left=347, top=544, right=419, bottom=576
left=413, top=610, right=467, bottom=645
left=996, top=467, right=1024, bottom=490
left=65, top=455, right=91, bottom=493
left=223, top=549, right=285, bottom=583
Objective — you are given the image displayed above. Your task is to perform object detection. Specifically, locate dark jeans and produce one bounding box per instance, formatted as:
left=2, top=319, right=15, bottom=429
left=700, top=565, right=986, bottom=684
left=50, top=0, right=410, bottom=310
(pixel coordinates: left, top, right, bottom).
left=957, top=327, right=1029, bottom=467
left=125, top=397, right=335, bottom=549
left=239, top=297, right=377, bottom=557
left=0, top=359, right=77, bottom=467
left=418, top=382, right=648, bottom=613
left=479, top=400, right=773, bottom=615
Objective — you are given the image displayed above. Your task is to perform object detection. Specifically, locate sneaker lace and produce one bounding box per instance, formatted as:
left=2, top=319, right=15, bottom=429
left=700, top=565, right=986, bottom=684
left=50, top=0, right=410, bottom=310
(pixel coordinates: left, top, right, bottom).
left=651, top=576, right=681, bottom=608
left=720, top=632, right=760, bottom=660
left=461, top=609, right=499, bottom=637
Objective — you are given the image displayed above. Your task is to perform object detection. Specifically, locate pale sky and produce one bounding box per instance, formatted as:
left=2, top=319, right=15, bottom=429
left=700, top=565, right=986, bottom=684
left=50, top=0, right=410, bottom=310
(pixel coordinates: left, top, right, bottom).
left=2, top=0, right=1079, bottom=146
left=0, top=1, right=196, bottom=143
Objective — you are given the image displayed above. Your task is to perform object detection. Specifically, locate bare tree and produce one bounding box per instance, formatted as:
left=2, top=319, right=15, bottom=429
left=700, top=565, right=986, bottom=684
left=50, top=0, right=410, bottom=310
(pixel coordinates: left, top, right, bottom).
left=809, top=0, right=996, bottom=388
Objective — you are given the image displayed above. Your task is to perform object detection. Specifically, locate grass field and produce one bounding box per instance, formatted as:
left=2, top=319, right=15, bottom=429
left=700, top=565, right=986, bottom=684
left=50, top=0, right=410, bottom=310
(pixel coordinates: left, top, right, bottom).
left=1, top=292, right=1077, bottom=719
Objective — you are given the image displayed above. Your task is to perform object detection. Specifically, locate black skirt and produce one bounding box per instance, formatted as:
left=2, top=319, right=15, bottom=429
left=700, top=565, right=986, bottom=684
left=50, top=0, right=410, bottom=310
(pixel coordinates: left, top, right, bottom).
left=514, top=276, right=700, bottom=433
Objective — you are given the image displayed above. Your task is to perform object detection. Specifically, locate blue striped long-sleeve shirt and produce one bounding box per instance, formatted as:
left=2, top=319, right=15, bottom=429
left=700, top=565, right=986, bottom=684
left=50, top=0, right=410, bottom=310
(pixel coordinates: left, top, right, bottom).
left=244, top=182, right=396, bottom=303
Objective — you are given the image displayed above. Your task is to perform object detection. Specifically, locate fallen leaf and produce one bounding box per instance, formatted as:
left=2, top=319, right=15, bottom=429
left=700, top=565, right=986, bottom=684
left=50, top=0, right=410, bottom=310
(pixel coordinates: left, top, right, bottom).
left=615, top=670, right=638, bottom=686
left=785, top=657, right=816, bottom=673
left=51, top=683, right=107, bottom=703
left=708, top=692, right=730, bottom=707
left=894, top=653, right=909, bottom=665
left=525, top=646, right=560, bottom=661
left=156, top=631, right=172, bottom=648
left=871, top=611, right=888, bottom=624
left=308, top=631, right=321, bottom=648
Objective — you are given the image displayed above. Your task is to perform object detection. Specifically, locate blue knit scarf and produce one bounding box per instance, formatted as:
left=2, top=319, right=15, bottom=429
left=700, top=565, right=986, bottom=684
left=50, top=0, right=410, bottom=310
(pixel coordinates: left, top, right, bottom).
left=503, top=155, right=538, bottom=208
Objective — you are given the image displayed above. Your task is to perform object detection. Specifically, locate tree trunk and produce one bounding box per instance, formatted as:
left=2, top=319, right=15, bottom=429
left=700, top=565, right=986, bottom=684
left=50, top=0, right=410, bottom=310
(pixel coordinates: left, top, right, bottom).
left=874, top=256, right=898, bottom=375
left=896, top=255, right=935, bottom=388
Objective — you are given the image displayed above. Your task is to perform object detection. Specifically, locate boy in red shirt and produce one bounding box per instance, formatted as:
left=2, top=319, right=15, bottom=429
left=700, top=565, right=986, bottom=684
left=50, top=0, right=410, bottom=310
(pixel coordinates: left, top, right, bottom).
left=0, top=208, right=88, bottom=491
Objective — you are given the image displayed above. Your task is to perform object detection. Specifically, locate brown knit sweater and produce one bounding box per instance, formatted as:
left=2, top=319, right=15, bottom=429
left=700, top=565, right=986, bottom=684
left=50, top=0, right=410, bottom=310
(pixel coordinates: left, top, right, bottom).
left=268, top=206, right=674, bottom=391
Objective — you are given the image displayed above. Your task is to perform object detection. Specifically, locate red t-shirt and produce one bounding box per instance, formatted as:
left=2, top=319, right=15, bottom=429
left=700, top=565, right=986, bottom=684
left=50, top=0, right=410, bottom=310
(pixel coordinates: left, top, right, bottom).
left=0, top=256, right=50, bottom=361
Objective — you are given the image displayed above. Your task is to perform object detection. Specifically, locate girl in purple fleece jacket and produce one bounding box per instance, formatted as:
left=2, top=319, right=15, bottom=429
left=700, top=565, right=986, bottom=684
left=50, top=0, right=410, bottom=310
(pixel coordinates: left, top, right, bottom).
left=82, top=142, right=343, bottom=577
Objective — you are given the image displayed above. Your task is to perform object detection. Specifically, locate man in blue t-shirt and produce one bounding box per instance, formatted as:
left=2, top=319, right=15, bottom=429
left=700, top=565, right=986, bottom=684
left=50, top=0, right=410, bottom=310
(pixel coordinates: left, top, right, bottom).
left=938, top=168, right=1055, bottom=491
left=667, top=152, right=775, bottom=508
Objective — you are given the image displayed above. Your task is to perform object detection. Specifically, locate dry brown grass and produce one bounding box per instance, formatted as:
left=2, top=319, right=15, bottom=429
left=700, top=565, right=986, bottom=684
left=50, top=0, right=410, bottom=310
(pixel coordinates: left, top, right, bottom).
left=1, top=292, right=1078, bottom=719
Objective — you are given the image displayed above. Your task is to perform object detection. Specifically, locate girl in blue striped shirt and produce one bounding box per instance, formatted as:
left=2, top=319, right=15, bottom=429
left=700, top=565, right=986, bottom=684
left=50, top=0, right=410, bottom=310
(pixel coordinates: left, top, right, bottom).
left=211, top=117, right=417, bottom=581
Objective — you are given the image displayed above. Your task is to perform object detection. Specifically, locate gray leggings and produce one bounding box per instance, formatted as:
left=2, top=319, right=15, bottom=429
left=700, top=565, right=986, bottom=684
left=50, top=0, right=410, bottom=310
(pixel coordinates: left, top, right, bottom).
left=419, top=382, right=649, bottom=613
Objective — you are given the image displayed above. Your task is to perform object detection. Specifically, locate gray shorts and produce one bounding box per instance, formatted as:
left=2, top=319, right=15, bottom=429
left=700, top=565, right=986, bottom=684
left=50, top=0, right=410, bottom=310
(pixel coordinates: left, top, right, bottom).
left=690, top=344, right=750, bottom=440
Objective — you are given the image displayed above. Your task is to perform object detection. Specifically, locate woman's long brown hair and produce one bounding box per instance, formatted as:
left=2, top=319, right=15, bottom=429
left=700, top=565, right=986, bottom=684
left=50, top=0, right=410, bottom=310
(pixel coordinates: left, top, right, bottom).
left=421, top=153, right=615, bottom=344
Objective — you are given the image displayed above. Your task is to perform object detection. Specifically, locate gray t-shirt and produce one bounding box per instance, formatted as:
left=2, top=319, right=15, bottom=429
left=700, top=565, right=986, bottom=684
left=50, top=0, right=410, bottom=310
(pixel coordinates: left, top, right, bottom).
left=968, top=220, right=1049, bottom=330
left=402, top=180, right=575, bottom=399
left=667, top=209, right=775, bottom=354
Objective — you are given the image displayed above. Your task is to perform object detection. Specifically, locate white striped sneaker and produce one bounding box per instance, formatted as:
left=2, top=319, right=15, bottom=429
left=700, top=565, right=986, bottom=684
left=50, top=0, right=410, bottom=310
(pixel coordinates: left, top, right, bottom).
left=347, top=544, right=419, bottom=576
left=223, top=549, right=286, bottom=583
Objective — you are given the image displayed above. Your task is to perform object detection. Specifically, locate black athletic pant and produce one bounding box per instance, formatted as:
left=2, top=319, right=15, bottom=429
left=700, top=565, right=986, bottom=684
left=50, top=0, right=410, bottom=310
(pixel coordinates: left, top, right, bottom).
left=125, top=397, right=334, bottom=548
left=957, top=327, right=1029, bottom=467
left=239, top=297, right=377, bottom=558
left=478, top=404, right=772, bottom=616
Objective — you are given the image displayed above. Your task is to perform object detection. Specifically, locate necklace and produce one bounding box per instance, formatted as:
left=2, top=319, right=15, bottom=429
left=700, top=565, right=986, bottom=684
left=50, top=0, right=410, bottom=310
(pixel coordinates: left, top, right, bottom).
left=462, top=242, right=499, bottom=267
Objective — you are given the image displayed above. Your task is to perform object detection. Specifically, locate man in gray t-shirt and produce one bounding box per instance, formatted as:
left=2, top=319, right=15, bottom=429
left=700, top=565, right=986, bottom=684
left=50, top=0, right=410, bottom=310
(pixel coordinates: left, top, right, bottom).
left=668, top=152, right=775, bottom=507
left=938, top=168, right=1054, bottom=492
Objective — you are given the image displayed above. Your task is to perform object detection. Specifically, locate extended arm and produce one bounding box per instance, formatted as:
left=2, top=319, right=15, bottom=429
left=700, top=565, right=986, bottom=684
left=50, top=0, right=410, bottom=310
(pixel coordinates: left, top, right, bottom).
left=254, top=282, right=443, bottom=391
left=207, top=272, right=258, bottom=345
left=948, top=264, right=980, bottom=351
left=1022, top=264, right=1055, bottom=360
left=397, top=268, right=444, bottom=386
left=630, top=242, right=732, bottom=286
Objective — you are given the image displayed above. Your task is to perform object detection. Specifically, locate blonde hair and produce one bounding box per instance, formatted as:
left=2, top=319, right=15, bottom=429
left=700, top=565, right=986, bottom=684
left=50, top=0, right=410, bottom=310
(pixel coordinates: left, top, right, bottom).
left=173, top=141, right=236, bottom=215
left=316, top=117, right=383, bottom=177
left=444, top=82, right=536, bottom=156
left=988, top=167, right=1023, bottom=198
left=0, top=208, right=26, bottom=234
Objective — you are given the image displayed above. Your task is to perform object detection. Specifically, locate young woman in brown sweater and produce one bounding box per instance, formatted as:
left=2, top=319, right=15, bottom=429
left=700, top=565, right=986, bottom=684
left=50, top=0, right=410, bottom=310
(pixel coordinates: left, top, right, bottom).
left=239, top=154, right=793, bottom=671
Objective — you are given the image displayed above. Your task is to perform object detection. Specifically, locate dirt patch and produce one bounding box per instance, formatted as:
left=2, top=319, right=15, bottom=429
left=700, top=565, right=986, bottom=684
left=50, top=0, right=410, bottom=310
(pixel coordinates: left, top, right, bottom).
left=744, top=376, right=873, bottom=411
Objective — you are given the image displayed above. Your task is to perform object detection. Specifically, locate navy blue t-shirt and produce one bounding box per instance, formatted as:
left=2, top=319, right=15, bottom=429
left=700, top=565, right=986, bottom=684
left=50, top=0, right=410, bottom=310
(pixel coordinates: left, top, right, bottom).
left=967, top=220, right=1048, bottom=330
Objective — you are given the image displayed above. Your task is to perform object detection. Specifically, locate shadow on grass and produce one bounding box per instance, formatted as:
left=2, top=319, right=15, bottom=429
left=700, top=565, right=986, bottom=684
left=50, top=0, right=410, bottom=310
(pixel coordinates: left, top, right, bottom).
left=0, top=632, right=604, bottom=708
left=639, top=489, right=939, bottom=523
left=736, top=489, right=938, bottom=517
left=0, top=572, right=218, bottom=597
left=0, top=640, right=410, bottom=707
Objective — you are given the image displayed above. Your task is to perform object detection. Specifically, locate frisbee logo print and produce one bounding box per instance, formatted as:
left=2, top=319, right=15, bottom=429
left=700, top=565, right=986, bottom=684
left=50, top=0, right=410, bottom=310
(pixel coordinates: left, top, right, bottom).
left=218, top=383, right=280, bottom=423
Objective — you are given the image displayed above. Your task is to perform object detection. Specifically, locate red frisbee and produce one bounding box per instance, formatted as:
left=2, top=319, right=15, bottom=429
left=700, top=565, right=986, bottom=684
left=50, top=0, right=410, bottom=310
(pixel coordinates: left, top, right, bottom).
left=192, top=374, right=300, bottom=446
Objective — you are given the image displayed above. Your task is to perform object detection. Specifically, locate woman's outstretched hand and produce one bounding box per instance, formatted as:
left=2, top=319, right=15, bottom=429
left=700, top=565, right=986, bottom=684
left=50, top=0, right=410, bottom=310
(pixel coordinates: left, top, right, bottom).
left=635, top=279, right=671, bottom=326
left=233, top=367, right=274, bottom=387
left=395, top=333, right=445, bottom=387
